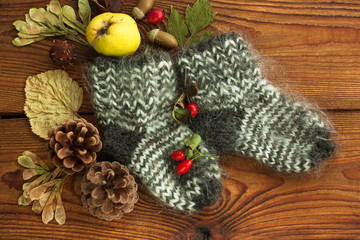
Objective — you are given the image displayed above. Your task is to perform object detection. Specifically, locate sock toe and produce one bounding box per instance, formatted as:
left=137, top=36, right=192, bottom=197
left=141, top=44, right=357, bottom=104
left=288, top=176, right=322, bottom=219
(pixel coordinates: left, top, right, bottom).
left=308, top=127, right=335, bottom=168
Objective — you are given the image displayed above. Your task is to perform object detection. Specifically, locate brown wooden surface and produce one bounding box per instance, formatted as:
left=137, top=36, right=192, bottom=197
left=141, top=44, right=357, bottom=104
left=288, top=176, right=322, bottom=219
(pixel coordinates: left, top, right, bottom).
left=1, top=0, right=360, bottom=239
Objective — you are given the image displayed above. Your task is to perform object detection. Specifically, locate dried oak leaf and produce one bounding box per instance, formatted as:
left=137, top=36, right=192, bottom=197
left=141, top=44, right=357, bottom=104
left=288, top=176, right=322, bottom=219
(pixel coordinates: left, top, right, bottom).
left=24, top=69, right=83, bottom=140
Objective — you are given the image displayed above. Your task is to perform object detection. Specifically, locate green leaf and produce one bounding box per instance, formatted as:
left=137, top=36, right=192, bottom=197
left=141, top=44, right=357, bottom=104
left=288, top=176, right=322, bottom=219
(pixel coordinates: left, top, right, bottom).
left=187, top=149, right=193, bottom=159
left=186, top=31, right=214, bottom=47
left=22, top=182, right=31, bottom=191
left=185, top=0, right=216, bottom=35
left=61, top=6, right=85, bottom=35
left=17, top=155, right=36, bottom=169
left=21, top=22, right=43, bottom=34
left=29, top=8, right=48, bottom=25
left=184, top=134, right=202, bottom=150
left=174, top=108, right=192, bottom=124
left=167, top=6, right=189, bottom=46
left=47, top=0, right=62, bottom=16
left=18, top=32, right=41, bottom=39
left=43, top=11, right=61, bottom=27
left=12, top=36, right=45, bottom=46
left=62, top=5, right=77, bottom=23
left=59, top=15, right=79, bottom=34
left=78, top=0, right=91, bottom=27
left=25, top=13, right=42, bottom=27
left=13, top=20, right=27, bottom=31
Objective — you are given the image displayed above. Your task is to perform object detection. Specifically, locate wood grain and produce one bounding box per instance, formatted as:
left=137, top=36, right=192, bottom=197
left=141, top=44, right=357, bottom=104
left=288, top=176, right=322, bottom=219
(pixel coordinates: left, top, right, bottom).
left=0, top=112, right=360, bottom=239
left=1, top=0, right=360, bottom=239
left=1, top=0, right=360, bottom=113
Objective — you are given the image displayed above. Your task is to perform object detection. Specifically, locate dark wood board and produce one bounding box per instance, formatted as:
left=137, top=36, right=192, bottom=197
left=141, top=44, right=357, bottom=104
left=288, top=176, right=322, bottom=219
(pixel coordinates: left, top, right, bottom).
left=0, top=0, right=359, bottom=239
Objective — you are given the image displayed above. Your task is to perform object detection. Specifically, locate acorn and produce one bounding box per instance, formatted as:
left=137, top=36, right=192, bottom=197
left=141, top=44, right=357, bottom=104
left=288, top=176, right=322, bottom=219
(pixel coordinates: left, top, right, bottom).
left=49, top=40, right=76, bottom=67
left=149, top=29, right=178, bottom=49
left=133, top=0, right=154, bottom=20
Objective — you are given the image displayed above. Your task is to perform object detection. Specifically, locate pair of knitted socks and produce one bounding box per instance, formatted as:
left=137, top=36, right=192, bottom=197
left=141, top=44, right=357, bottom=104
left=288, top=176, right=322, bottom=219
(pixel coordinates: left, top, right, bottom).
left=89, top=32, right=334, bottom=211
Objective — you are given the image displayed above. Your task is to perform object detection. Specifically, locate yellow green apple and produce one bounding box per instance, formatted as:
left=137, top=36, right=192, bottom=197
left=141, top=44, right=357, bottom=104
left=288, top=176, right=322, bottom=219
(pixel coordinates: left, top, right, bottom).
left=86, top=13, right=141, bottom=57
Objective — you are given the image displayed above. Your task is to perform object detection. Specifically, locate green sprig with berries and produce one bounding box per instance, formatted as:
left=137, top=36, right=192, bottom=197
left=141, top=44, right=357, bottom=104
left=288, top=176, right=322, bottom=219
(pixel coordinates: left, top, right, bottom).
left=171, top=134, right=218, bottom=175
left=172, top=83, right=200, bottom=124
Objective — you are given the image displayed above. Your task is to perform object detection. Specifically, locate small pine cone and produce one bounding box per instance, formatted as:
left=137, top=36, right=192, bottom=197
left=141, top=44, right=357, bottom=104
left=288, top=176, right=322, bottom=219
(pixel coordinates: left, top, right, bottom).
left=81, top=161, right=138, bottom=221
left=48, top=118, right=102, bottom=175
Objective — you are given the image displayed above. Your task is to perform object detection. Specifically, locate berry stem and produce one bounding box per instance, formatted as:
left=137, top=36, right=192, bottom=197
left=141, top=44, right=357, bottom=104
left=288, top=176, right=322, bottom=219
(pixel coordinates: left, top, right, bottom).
left=192, top=149, right=218, bottom=161
left=194, top=149, right=218, bottom=158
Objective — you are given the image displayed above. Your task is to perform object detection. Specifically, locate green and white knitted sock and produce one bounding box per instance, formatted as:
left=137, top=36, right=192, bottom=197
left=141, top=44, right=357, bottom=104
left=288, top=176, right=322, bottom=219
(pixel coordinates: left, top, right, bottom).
left=175, top=32, right=334, bottom=172
left=89, top=49, right=222, bottom=211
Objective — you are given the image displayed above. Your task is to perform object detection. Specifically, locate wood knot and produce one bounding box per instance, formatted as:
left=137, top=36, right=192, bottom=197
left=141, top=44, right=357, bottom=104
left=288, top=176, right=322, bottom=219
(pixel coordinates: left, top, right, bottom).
left=194, top=226, right=212, bottom=240
left=1, top=170, right=23, bottom=191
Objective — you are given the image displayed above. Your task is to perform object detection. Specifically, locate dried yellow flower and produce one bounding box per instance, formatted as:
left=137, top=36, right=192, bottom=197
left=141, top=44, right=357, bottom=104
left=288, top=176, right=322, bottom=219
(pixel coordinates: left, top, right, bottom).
left=24, top=69, right=83, bottom=139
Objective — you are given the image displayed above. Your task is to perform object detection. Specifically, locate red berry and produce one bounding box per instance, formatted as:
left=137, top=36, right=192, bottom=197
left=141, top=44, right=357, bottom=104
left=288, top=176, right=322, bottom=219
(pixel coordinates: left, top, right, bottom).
left=185, top=103, right=198, bottom=117
left=171, top=150, right=185, bottom=161
left=176, top=159, right=193, bottom=175
left=147, top=9, right=164, bottom=25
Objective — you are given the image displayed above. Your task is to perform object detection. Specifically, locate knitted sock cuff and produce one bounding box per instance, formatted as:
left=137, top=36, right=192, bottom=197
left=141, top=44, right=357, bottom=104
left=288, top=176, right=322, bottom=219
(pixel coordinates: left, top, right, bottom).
left=90, top=48, right=176, bottom=132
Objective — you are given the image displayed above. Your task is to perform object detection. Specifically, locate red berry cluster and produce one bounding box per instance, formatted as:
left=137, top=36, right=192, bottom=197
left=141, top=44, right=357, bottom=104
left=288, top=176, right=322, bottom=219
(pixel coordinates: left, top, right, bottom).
left=171, top=150, right=192, bottom=175
left=171, top=150, right=193, bottom=175
left=171, top=134, right=218, bottom=175
left=172, top=84, right=200, bottom=124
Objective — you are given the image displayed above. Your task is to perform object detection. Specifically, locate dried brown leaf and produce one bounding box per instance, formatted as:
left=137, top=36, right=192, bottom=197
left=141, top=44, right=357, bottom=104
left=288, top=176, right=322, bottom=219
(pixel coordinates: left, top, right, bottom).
left=55, top=193, right=66, bottom=225
left=22, top=151, right=50, bottom=170
left=29, top=184, right=48, bottom=201
left=18, top=194, right=32, bottom=206
left=42, top=193, right=56, bottom=224
left=24, top=69, right=83, bottom=139
left=23, top=169, right=38, bottom=180
left=39, top=191, right=51, bottom=207
left=55, top=203, right=66, bottom=225
left=32, top=200, right=43, bottom=213
left=23, top=175, right=45, bottom=198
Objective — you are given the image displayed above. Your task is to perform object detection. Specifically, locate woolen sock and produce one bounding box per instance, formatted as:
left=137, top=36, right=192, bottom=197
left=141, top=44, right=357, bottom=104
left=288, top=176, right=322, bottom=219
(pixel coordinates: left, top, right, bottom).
left=89, top=48, right=222, bottom=211
left=175, top=32, right=335, bottom=173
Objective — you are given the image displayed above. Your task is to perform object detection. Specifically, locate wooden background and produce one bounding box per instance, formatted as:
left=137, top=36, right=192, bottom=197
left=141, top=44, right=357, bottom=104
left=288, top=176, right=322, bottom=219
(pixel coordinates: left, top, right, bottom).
left=1, top=0, right=360, bottom=239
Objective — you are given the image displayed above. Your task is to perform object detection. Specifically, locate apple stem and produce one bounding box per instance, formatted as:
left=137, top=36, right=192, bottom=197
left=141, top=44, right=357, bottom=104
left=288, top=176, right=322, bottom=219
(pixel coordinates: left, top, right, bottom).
left=97, top=24, right=111, bottom=37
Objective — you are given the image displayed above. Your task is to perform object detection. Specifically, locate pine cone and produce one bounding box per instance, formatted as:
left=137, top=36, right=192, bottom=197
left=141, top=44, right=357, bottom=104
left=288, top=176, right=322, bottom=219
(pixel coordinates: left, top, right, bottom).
left=80, top=161, right=138, bottom=221
left=48, top=118, right=102, bottom=175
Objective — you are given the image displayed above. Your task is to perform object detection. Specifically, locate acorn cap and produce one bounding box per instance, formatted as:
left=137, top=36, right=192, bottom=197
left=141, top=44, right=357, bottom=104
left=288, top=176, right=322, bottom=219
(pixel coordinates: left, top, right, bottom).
left=132, top=0, right=154, bottom=19
left=132, top=7, right=145, bottom=19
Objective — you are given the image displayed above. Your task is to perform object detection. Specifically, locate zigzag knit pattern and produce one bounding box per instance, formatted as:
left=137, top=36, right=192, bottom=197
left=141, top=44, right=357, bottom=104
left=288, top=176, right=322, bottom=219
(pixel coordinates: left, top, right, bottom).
left=176, top=32, right=334, bottom=172
left=90, top=48, right=222, bottom=211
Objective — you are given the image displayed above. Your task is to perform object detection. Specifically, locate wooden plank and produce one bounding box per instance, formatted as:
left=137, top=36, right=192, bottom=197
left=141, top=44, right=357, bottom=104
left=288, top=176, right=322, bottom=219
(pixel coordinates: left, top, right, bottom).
left=1, top=0, right=360, bottom=114
left=0, top=111, right=359, bottom=239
